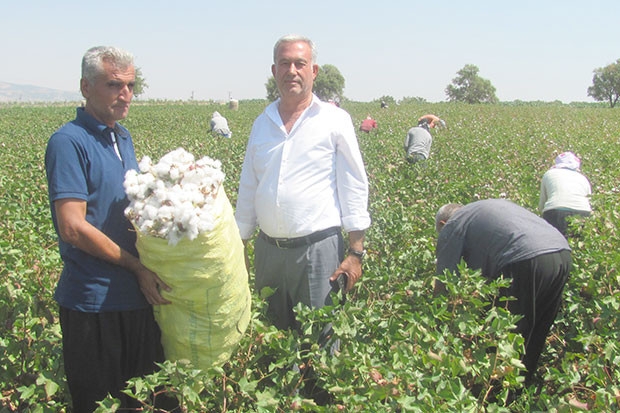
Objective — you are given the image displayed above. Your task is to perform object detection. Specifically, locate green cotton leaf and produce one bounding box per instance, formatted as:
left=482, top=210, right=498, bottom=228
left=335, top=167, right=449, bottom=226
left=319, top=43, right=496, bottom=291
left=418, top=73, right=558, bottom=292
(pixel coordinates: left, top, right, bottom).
left=36, top=373, right=60, bottom=398
left=44, top=380, right=59, bottom=397
left=133, top=379, right=145, bottom=395
left=238, top=376, right=257, bottom=394
left=509, top=358, right=525, bottom=369
left=259, top=286, right=276, bottom=300
left=17, top=385, right=36, bottom=401
left=255, top=388, right=279, bottom=408
left=94, top=398, right=121, bottom=412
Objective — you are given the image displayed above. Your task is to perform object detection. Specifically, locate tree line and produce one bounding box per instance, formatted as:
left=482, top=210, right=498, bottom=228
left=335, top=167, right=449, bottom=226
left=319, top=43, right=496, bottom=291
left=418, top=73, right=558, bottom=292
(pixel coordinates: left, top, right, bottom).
left=134, top=59, right=620, bottom=107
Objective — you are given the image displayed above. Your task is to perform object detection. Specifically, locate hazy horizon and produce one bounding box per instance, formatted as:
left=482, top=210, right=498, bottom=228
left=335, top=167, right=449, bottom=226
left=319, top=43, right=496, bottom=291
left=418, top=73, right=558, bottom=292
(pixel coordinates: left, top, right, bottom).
left=2, top=1, right=619, bottom=103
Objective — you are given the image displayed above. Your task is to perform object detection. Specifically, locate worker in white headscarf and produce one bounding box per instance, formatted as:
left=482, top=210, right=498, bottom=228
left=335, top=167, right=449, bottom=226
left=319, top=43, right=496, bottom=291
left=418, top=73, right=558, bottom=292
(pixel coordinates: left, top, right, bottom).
left=210, top=111, right=232, bottom=138
left=539, top=151, right=592, bottom=237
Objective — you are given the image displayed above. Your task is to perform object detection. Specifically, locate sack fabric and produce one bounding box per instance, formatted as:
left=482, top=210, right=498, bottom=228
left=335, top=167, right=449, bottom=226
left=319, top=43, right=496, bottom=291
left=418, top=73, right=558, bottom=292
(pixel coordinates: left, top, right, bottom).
left=135, top=188, right=251, bottom=370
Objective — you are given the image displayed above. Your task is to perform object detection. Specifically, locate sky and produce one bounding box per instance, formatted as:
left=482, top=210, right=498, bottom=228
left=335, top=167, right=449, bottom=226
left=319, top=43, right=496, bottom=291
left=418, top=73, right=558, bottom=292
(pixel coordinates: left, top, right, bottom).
left=2, top=0, right=619, bottom=103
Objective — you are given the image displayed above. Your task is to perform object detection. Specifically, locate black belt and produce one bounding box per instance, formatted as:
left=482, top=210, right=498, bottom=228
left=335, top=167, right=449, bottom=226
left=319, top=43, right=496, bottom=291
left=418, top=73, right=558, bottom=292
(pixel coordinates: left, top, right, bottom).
left=259, top=226, right=340, bottom=249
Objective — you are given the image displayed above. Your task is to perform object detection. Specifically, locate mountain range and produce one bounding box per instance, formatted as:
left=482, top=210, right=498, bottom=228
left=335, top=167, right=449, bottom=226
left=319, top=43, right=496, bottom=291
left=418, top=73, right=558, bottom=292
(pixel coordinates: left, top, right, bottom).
left=0, top=81, right=82, bottom=103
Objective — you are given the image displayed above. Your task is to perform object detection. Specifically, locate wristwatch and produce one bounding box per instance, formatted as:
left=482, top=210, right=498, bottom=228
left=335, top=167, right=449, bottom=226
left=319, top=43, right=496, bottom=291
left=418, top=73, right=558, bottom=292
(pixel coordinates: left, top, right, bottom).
left=348, top=248, right=366, bottom=261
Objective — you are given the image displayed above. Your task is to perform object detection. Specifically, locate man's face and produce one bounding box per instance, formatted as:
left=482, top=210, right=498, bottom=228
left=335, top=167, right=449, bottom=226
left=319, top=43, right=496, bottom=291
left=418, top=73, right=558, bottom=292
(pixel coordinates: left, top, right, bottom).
left=81, top=60, right=135, bottom=127
left=271, top=41, right=318, bottom=102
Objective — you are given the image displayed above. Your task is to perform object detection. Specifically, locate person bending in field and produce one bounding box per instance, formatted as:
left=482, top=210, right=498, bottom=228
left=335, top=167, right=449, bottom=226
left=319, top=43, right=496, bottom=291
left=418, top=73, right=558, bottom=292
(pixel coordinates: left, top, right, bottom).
left=360, top=115, right=378, bottom=133
left=404, top=114, right=445, bottom=164
left=45, top=46, right=175, bottom=413
left=539, top=151, right=592, bottom=237
left=434, top=199, right=571, bottom=383
left=210, top=111, right=232, bottom=138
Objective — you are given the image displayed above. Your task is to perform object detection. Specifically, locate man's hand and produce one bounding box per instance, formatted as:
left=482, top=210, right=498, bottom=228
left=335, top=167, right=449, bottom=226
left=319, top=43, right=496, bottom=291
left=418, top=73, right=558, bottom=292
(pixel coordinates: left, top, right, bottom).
left=134, top=265, right=172, bottom=305
left=330, top=254, right=362, bottom=292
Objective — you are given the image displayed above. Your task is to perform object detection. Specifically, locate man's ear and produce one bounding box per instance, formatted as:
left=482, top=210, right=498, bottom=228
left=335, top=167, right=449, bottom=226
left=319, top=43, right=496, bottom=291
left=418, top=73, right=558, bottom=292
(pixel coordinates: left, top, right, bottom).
left=80, top=78, right=89, bottom=99
left=312, top=64, right=319, bottom=80
left=437, top=220, right=446, bottom=232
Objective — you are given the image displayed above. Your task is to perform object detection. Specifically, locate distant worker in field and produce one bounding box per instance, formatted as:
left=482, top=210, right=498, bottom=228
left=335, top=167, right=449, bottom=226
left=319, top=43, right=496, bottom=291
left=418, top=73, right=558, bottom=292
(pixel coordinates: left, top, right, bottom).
left=539, top=151, right=592, bottom=237
left=404, top=114, right=445, bottom=163
left=380, top=100, right=388, bottom=109
left=435, top=199, right=572, bottom=382
left=210, top=111, right=232, bottom=138
left=359, top=115, right=377, bottom=133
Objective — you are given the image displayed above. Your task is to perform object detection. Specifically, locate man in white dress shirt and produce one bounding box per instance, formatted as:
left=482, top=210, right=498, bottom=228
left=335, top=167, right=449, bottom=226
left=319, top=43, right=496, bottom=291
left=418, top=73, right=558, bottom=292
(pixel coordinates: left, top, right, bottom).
left=235, top=34, right=371, bottom=331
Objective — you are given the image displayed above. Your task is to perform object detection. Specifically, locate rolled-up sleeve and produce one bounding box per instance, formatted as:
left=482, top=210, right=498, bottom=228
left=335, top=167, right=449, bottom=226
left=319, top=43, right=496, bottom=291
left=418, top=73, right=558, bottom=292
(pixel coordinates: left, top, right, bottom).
left=336, top=113, right=371, bottom=232
left=234, top=130, right=259, bottom=240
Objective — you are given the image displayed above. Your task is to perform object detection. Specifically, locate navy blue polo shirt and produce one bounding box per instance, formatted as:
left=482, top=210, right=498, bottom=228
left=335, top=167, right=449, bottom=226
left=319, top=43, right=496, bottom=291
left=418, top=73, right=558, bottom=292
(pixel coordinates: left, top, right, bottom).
left=45, top=107, right=148, bottom=312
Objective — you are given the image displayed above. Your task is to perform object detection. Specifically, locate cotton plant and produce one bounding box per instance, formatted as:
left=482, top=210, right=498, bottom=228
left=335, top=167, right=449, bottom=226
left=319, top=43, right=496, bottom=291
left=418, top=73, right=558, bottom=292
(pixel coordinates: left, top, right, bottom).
left=124, top=148, right=225, bottom=245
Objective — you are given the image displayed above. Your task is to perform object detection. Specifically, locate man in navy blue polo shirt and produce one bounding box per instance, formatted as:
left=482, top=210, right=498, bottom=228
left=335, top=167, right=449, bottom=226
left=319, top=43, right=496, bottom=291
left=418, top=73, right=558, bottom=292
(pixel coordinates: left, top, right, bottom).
left=45, top=46, right=172, bottom=412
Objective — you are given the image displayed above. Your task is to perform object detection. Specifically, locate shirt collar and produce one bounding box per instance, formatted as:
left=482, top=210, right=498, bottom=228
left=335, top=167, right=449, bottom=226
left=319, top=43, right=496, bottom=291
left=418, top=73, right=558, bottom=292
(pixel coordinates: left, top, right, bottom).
left=75, top=107, right=130, bottom=140
left=268, top=94, right=322, bottom=130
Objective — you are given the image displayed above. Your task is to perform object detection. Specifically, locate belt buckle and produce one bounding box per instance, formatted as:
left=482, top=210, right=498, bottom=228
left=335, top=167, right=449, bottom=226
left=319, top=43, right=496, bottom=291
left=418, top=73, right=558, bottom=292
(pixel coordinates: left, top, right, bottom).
left=275, top=238, right=288, bottom=249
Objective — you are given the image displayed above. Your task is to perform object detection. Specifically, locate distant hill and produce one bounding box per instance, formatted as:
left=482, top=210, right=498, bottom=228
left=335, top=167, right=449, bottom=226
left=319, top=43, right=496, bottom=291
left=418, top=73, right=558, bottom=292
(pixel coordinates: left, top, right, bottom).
left=0, top=81, right=82, bottom=103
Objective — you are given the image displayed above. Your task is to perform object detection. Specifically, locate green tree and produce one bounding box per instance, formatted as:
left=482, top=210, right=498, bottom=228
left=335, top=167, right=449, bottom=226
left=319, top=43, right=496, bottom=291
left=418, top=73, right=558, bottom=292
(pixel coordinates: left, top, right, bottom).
left=399, top=96, right=428, bottom=104
left=265, top=76, right=278, bottom=102
left=133, top=67, right=148, bottom=98
left=265, top=64, right=345, bottom=102
left=313, top=64, right=345, bottom=102
left=373, top=95, right=396, bottom=107
left=587, top=59, right=620, bottom=108
left=445, top=64, right=498, bottom=104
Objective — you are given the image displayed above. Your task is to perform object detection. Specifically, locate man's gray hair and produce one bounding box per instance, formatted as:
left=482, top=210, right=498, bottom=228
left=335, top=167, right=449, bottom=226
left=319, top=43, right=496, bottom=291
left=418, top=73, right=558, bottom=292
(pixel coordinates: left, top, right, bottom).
left=82, top=46, right=134, bottom=85
left=435, top=203, right=463, bottom=232
left=273, top=34, right=317, bottom=64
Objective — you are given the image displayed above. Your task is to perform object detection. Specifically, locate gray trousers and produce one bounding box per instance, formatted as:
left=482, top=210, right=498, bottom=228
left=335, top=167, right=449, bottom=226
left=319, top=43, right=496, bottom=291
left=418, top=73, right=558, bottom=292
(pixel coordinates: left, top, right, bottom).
left=254, top=231, right=344, bottom=331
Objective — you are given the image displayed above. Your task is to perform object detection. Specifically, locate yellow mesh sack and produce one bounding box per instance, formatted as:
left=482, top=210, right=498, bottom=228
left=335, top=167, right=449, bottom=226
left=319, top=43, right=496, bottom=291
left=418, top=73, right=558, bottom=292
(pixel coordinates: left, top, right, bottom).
left=135, top=188, right=251, bottom=370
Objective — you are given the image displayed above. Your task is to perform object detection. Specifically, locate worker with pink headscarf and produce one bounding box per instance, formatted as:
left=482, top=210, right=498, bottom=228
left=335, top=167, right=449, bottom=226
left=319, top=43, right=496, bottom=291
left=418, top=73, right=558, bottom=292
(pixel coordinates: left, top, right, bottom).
left=539, top=151, right=592, bottom=237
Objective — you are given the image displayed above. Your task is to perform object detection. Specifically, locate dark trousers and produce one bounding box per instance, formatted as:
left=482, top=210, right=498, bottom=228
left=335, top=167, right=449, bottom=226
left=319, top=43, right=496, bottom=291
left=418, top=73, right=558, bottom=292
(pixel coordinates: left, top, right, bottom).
left=59, top=306, right=165, bottom=413
left=500, top=250, right=572, bottom=381
left=543, top=209, right=590, bottom=237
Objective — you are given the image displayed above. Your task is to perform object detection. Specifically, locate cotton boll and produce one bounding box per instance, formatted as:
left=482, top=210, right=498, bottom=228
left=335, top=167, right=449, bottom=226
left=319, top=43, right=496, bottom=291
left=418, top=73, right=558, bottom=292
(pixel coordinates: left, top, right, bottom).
left=125, top=186, right=141, bottom=200
left=181, top=169, right=201, bottom=186
left=124, top=206, right=137, bottom=221
left=157, top=205, right=174, bottom=220
left=158, top=220, right=174, bottom=238
left=124, top=148, right=225, bottom=244
left=185, top=215, right=201, bottom=240
left=196, top=214, right=215, bottom=233
left=124, top=169, right=138, bottom=185
left=137, top=173, right=156, bottom=186
left=154, top=180, right=167, bottom=193
left=186, top=186, right=205, bottom=205
left=154, top=162, right=172, bottom=180
left=166, top=226, right=182, bottom=246
left=169, top=166, right=181, bottom=181
left=138, top=156, right=152, bottom=173
left=140, top=218, right=155, bottom=231
left=132, top=200, right=146, bottom=212
left=143, top=204, right=160, bottom=220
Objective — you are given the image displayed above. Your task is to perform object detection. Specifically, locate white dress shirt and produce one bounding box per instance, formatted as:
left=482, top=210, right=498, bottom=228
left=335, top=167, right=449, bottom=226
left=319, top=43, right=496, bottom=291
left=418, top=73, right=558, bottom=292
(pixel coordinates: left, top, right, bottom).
left=235, top=95, right=371, bottom=239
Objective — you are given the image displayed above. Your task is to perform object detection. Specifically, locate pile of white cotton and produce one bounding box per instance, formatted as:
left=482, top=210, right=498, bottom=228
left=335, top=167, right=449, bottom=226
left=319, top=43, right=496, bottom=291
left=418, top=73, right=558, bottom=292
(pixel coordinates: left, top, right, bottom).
left=124, top=147, right=225, bottom=245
